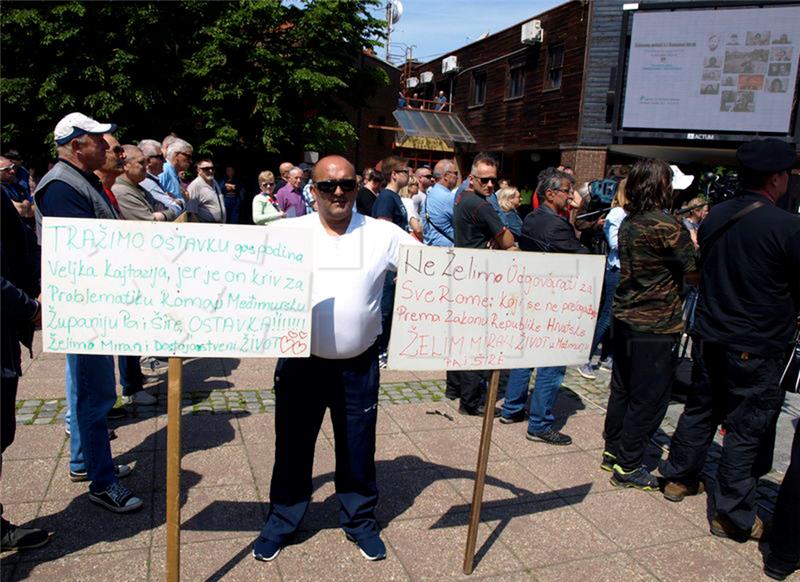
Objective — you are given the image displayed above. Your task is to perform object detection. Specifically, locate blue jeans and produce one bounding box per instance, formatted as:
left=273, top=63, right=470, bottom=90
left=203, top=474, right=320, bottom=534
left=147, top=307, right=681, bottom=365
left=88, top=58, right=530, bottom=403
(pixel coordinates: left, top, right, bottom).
left=501, top=366, right=567, bottom=433
left=65, top=354, right=118, bottom=491
left=588, top=267, right=620, bottom=360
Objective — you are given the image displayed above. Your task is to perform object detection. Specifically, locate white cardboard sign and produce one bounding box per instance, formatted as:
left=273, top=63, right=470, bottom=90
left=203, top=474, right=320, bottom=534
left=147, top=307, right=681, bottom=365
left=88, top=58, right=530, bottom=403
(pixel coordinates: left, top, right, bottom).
left=388, top=245, right=605, bottom=371
left=41, top=217, right=313, bottom=358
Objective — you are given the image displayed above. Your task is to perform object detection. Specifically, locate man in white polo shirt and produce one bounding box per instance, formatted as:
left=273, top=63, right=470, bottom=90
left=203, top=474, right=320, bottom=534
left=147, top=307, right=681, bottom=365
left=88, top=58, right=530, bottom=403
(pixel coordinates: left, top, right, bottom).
left=253, top=155, right=416, bottom=564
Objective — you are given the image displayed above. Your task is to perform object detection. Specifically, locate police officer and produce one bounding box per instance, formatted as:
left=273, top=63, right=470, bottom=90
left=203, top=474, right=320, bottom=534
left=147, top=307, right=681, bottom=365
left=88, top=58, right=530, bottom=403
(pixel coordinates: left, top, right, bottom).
left=661, top=138, right=799, bottom=543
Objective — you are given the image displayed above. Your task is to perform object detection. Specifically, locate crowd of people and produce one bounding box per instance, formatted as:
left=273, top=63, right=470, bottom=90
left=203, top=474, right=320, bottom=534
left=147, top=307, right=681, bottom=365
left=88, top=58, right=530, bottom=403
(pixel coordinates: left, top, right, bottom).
left=1, top=111, right=798, bottom=579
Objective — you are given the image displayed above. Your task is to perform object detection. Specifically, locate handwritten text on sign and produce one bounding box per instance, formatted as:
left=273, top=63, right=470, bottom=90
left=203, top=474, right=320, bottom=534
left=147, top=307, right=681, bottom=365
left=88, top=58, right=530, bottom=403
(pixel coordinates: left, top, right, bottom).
left=41, top=218, right=313, bottom=358
left=388, top=246, right=605, bottom=370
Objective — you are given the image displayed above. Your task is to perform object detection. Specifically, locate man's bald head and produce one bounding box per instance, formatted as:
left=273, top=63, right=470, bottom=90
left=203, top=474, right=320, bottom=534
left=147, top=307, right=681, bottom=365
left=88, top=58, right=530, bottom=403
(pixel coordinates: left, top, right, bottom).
left=279, top=162, right=293, bottom=179
left=312, top=155, right=355, bottom=182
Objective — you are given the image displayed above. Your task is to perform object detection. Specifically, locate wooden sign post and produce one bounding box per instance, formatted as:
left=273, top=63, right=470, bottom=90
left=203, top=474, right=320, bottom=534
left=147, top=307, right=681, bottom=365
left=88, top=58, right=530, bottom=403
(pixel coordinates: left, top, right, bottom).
left=39, top=219, right=315, bottom=582
left=388, top=245, right=605, bottom=575
left=165, top=358, right=183, bottom=582
left=462, top=369, right=501, bottom=575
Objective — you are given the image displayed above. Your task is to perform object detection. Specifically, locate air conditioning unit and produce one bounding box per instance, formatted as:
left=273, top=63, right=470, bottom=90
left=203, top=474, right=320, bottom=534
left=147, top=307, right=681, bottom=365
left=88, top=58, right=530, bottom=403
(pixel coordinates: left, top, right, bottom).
left=406, top=77, right=419, bottom=88
left=521, top=19, right=543, bottom=44
left=442, top=55, right=459, bottom=74
left=420, top=71, right=434, bottom=84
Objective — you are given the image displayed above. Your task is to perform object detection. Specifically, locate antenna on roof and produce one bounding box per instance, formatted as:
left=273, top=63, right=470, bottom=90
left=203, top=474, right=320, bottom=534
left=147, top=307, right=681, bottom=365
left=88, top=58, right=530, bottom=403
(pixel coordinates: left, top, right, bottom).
left=385, top=0, right=404, bottom=63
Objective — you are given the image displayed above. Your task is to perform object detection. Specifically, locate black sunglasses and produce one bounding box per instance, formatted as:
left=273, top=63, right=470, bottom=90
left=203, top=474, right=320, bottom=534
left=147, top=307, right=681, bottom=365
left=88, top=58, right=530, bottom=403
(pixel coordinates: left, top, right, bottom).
left=148, top=155, right=165, bottom=162
left=473, top=175, right=498, bottom=185
left=314, top=179, right=357, bottom=194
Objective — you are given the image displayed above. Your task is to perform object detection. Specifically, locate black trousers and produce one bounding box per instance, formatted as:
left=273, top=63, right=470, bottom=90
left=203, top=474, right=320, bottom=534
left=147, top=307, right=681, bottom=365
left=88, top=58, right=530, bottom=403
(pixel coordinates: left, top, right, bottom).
left=702, top=343, right=784, bottom=531
left=770, top=421, right=800, bottom=568
left=1, top=376, right=19, bottom=455
left=604, top=318, right=678, bottom=470
left=662, top=339, right=716, bottom=483
left=446, top=370, right=487, bottom=412
left=260, top=343, right=380, bottom=543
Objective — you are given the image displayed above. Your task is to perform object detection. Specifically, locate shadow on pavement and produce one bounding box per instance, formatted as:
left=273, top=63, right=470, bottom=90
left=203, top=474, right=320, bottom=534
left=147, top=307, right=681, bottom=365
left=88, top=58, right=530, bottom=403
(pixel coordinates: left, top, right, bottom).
left=7, top=411, right=247, bottom=582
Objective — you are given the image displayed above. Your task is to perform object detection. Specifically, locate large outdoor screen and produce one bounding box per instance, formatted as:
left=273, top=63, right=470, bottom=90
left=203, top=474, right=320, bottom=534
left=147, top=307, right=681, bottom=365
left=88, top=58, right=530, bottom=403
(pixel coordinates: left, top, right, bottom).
left=622, top=5, right=800, bottom=134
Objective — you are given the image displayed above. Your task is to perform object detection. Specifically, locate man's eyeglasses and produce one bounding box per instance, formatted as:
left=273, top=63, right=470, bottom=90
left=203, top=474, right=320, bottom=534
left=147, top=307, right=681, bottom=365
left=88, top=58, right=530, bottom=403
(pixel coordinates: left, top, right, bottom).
left=314, top=179, right=357, bottom=194
left=419, top=174, right=433, bottom=179
left=0, top=163, right=15, bottom=172
left=177, top=152, right=193, bottom=160
left=395, top=168, right=410, bottom=175
left=472, top=175, right=498, bottom=185
left=148, top=155, right=165, bottom=163
left=260, top=182, right=275, bottom=188
left=198, top=166, right=214, bottom=172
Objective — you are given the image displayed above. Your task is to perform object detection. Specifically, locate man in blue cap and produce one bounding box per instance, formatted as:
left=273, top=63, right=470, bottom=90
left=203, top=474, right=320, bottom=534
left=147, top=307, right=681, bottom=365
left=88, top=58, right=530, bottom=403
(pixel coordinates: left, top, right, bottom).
left=660, top=138, right=798, bottom=547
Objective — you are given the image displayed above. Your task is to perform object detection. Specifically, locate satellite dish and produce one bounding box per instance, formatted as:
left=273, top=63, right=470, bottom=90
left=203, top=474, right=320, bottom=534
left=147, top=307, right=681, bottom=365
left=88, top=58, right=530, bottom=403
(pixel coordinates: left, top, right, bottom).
left=388, top=0, right=403, bottom=26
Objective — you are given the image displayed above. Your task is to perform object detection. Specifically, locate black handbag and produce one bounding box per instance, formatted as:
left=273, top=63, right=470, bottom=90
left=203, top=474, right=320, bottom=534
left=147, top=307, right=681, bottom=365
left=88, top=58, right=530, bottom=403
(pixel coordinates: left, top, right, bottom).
left=780, top=325, right=800, bottom=393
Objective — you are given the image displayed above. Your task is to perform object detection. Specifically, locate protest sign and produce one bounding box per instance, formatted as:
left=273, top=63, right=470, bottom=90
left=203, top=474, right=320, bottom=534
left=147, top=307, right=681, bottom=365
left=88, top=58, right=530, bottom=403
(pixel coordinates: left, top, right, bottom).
left=40, top=217, right=312, bottom=358
left=388, top=245, right=605, bottom=370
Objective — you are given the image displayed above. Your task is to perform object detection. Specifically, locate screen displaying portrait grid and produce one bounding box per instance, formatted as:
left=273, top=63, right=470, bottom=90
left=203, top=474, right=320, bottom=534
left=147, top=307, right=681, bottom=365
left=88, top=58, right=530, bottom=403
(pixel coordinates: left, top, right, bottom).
left=622, top=5, right=800, bottom=134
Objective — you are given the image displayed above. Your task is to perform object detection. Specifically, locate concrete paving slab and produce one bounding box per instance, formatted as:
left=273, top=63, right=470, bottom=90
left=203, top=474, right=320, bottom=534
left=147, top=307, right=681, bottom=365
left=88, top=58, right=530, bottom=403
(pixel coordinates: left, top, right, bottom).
left=154, top=446, right=254, bottom=491
left=1, top=424, right=66, bottom=460
left=629, top=537, right=766, bottom=581
left=10, top=547, right=149, bottom=582
left=148, top=536, right=280, bottom=581
left=406, top=426, right=509, bottom=468
left=277, top=527, right=411, bottom=582
left=29, top=494, right=154, bottom=560
left=377, top=468, right=467, bottom=522
left=534, top=552, right=657, bottom=582
left=151, top=484, right=264, bottom=547
left=236, top=411, right=275, bottom=444
left=445, top=459, right=558, bottom=506
left=569, top=489, right=706, bottom=550
left=481, top=499, right=617, bottom=569
left=384, top=513, right=525, bottom=580
left=154, top=412, right=243, bottom=451
left=385, top=401, right=473, bottom=432
left=0, top=458, right=57, bottom=503
left=517, top=450, right=616, bottom=497
left=109, top=417, right=159, bottom=454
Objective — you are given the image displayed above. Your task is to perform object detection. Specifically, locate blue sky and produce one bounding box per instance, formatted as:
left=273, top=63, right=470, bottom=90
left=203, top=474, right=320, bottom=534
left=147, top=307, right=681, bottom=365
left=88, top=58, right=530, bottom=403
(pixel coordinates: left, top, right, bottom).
left=372, top=0, right=566, bottom=64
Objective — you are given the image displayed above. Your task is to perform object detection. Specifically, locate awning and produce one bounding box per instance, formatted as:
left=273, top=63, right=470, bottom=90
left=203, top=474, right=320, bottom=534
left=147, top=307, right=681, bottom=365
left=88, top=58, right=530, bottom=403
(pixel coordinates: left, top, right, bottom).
left=392, top=109, right=476, bottom=148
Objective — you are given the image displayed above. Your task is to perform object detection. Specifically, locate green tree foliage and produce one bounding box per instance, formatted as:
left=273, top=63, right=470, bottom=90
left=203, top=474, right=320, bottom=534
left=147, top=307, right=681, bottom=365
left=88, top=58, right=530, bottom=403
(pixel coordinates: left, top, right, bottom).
left=1, top=0, right=387, bottom=164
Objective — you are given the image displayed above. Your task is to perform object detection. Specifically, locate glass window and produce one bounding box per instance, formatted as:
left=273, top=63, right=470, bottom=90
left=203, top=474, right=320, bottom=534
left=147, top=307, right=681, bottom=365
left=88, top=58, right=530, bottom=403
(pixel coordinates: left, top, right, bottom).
left=545, top=44, right=564, bottom=91
left=507, top=62, right=525, bottom=98
left=470, top=71, right=487, bottom=106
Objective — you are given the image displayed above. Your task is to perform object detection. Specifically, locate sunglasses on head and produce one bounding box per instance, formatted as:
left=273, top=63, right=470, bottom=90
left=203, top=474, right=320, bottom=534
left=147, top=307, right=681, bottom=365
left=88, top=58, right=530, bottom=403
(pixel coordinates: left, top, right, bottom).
left=473, top=175, right=498, bottom=185
left=314, top=179, right=357, bottom=194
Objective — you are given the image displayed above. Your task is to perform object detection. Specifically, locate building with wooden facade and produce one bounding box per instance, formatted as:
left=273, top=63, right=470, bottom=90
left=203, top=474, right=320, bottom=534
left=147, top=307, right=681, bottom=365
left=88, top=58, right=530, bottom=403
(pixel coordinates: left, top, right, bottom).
left=395, top=0, right=798, bottom=191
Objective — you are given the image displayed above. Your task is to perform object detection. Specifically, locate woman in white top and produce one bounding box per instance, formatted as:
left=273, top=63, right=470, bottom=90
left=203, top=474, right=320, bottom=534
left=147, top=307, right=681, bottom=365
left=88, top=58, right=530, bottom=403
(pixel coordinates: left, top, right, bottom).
left=577, top=179, right=628, bottom=379
left=398, top=174, right=422, bottom=240
left=252, top=170, right=285, bottom=225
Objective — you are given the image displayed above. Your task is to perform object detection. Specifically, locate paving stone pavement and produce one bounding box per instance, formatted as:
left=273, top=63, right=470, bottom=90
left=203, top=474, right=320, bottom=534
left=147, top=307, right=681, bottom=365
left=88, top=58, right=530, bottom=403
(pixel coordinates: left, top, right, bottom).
left=2, top=342, right=797, bottom=581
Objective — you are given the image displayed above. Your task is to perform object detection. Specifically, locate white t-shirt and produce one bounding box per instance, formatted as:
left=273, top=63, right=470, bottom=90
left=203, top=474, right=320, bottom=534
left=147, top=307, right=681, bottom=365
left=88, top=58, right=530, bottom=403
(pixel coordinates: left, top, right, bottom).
left=287, top=212, right=417, bottom=359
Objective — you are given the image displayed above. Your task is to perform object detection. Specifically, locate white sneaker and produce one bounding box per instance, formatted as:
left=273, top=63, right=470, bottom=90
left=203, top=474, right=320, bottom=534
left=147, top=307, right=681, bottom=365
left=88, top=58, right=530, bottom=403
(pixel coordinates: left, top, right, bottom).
left=122, top=391, right=157, bottom=406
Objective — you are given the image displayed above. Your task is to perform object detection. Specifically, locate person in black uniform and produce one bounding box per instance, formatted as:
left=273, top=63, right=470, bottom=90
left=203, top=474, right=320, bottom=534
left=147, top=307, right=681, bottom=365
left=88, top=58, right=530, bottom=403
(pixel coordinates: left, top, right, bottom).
left=450, top=152, right=516, bottom=416
left=660, top=139, right=799, bottom=544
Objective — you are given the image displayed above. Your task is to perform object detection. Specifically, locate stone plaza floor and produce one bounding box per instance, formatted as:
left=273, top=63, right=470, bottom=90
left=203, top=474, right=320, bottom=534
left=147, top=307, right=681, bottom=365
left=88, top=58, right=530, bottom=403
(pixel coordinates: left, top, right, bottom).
left=1, top=333, right=797, bottom=581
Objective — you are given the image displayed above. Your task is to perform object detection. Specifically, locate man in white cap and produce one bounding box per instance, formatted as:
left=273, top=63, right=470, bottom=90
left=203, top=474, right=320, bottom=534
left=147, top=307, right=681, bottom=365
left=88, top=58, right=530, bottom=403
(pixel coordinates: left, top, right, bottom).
left=33, top=112, right=143, bottom=514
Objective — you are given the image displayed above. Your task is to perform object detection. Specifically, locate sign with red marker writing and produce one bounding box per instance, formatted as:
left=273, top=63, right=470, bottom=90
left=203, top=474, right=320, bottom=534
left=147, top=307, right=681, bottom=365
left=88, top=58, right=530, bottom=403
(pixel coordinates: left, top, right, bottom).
left=388, top=245, right=605, bottom=370
left=40, top=217, right=312, bottom=358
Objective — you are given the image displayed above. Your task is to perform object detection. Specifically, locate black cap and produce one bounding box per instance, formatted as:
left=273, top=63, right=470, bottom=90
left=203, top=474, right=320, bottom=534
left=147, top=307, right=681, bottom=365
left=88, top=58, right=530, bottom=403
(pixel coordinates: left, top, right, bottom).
left=3, top=149, right=21, bottom=160
left=736, top=138, right=796, bottom=173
